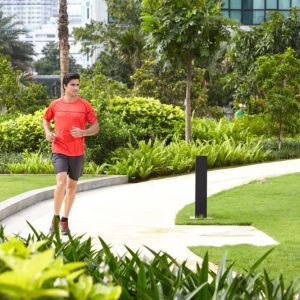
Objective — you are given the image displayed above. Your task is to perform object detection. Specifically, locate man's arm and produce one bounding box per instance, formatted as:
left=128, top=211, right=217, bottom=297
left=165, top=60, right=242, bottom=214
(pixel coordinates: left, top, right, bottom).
left=70, top=121, right=99, bottom=138
left=43, top=119, right=56, bottom=142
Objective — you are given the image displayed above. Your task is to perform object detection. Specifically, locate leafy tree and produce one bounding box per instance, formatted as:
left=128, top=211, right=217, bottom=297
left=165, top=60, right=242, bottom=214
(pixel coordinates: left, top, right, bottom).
left=0, top=54, right=19, bottom=111
left=131, top=59, right=210, bottom=115
left=141, top=0, right=231, bottom=142
left=34, top=42, right=80, bottom=75
left=228, top=8, right=300, bottom=102
left=58, top=0, right=69, bottom=95
left=0, top=10, right=34, bottom=70
left=255, top=48, right=300, bottom=150
left=73, top=0, right=144, bottom=85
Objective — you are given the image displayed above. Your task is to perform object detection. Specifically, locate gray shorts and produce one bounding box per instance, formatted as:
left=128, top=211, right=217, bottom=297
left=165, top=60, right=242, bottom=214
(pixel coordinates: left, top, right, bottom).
left=51, top=153, right=84, bottom=181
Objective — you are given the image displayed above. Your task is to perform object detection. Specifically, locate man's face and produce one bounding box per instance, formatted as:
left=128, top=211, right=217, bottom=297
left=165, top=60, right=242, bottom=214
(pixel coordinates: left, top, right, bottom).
left=64, top=79, right=80, bottom=97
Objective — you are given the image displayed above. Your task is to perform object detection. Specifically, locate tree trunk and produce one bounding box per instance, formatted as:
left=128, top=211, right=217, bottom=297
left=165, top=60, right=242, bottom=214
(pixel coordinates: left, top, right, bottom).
left=58, top=0, right=69, bottom=97
left=185, top=53, right=193, bottom=143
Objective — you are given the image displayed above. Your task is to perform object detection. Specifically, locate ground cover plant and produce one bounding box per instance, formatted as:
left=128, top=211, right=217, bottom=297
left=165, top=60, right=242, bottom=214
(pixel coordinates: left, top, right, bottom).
left=176, top=173, right=300, bottom=283
left=0, top=226, right=299, bottom=299
left=0, top=175, right=98, bottom=202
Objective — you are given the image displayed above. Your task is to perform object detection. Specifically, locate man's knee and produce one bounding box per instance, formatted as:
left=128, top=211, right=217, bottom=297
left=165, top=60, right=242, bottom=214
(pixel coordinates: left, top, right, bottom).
left=56, top=172, right=67, bottom=189
left=67, top=177, right=78, bottom=190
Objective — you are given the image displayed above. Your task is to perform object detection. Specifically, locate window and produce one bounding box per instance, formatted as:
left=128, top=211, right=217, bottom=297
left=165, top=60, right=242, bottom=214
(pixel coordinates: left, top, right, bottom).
left=266, top=0, right=277, bottom=9
left=292, top=0, right=300, bottom=7
left=279, top=0, right=290, bottom=9
left=253, top=0, right=264, bottom=9
left=253, top=10, right=265, bottom=23
left=242, top=10, right=253, bottom=24
left=242, top=0, right=252, bottom=9
left=223, top=0, right=229, bottom=8
left=231, top=0, right=241, bottom=9
left=231, top=10, right=242, bottom=21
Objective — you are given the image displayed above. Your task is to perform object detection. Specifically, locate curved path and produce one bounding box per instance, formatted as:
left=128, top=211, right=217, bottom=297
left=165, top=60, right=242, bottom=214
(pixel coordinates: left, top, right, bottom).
left=2, top=159, right=300, bottom=268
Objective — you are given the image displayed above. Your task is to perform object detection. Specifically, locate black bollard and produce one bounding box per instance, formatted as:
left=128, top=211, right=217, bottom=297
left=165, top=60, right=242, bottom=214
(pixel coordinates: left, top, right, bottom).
left=195, top=156, right=207, bottom=218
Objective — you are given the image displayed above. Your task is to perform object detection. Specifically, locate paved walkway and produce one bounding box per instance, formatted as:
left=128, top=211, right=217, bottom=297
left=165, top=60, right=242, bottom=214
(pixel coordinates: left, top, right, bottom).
left=2, top=159, right=300, bottom=268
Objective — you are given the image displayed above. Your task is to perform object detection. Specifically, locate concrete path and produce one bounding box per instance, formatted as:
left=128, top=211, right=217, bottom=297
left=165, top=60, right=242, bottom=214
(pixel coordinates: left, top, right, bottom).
left=1, top=159, right=300, bottom=268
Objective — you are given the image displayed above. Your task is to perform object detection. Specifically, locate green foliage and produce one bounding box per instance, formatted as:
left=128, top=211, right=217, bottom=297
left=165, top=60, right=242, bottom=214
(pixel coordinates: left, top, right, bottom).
left=0, top=54, right=19, bottom=111
left=262, top=138, right=300, bottom=160
left=74, top=0, right=144, bottom=85
left=192, top=118, right=255, bottom=143
left=18, top=83, right=50, bottom=114
left=0, top=152, right=23, bottom=173
left=6, top=151, right=54, bottom=174
left=105, top=96, right=184, bottom=140
left=132, top=60, right=210, bottom=115
left=85, top=112, right=132, bottom=164
left=0, top=229, right=299, bottom=299
left=227, top=8, right=300, bottom=101
left=79, top=71, right=129, bottom=107
left=0, top=10, right=33, bottom=70
left=101, top=138, right=269, bottom=180
left=0, top=110, right=48, bottom=153
left=34, top=42, right=81, bottom=75
left=0, top=237, right=121, bottom=300
left=141, top=0, right=231, bottom=66
left=255, top=48, right=300, bottom=148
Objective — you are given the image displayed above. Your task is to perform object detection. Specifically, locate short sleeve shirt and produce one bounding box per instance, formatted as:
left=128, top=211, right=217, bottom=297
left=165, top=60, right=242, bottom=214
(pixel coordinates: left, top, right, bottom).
left=44, top=97, right=98, bottom=156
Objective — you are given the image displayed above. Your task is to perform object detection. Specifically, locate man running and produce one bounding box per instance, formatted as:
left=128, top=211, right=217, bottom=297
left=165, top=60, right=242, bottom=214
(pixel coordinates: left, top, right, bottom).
left=43, top=72, right=99, bottom=235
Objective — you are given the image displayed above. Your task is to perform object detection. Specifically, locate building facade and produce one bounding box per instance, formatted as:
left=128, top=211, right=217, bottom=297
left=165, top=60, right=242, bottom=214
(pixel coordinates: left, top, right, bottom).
left=0, top=0, right=58, bottom=31
left=222, top=0, right=300, bottom=25
left=0, top=0, right=87, bottom=66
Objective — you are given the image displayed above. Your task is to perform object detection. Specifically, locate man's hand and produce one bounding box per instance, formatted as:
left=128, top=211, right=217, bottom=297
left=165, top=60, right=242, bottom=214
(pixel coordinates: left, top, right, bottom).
left=45, top=131, right=56, bottom=142
left=70, top=127, right=84, bottom=138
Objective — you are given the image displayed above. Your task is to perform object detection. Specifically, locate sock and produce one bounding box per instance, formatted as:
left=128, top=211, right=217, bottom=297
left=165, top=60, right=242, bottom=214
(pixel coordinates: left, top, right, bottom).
left=54, top=215, right=60, bottom=220
left=61, top=217, right=68, bottom=222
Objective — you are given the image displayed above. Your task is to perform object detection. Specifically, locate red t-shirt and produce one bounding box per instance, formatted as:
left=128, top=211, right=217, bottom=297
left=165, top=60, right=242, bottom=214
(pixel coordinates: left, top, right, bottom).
left=44, top=97, right=98, bottom=156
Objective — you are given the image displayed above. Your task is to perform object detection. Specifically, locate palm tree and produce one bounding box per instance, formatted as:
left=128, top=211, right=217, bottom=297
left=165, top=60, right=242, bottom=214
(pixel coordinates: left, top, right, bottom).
left=58, top=0, right=69, bottom=96
left=0, top=10, right=33, bottom=70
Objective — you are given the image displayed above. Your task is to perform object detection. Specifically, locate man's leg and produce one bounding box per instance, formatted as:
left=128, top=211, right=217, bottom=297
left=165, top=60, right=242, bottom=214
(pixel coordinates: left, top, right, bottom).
left=54, top=172, right=68, bottom=215
left=62, top=176, right=78, bottom=217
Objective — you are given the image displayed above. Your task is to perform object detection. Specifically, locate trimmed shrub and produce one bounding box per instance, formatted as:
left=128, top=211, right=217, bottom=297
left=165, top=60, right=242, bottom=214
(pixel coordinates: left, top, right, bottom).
left=105, top=96, right=184, bottom=140
left=0, top=110, right=49, bottom=153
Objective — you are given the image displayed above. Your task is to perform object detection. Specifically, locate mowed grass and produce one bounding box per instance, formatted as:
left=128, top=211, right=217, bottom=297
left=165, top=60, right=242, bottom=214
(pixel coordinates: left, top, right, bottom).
left=0, top=174, right=98, bottom=202
left=176, top=173, right=300, bottom=283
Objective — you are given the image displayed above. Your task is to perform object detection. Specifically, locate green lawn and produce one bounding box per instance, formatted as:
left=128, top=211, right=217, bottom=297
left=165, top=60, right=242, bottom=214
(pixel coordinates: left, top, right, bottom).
left=176, top=173, right=300, bottom=283
left=0, top=175, right=98, bottom=202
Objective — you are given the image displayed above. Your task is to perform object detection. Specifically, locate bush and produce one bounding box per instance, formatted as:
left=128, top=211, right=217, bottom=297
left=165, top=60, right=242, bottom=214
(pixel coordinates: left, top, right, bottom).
left=0, top=152, right=23, bottom=173
left=19, top=83, right=49, bottom=114
left=0, top=110, right=48, bottom=153
left=0, top=228, right=299, bottom=299
left=0, top=237, right=121, bottom=299
left=262, top=138, right=300, bottom=160
left=101, top=138, right=270, bottom=181
left=105, top=96, right=184, bottom=140
left=192, top=118, right=254, bottom=143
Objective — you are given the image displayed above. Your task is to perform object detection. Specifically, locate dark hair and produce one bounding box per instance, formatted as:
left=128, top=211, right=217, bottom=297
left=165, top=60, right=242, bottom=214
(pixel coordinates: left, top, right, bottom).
left=62, top=72, right=80, bottom=89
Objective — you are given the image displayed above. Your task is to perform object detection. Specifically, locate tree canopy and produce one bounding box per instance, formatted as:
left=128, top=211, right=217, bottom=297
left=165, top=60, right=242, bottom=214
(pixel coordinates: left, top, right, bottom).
left=0, top=10, right=34, bottom=70
left=34, top=42, right=80, bottom=75
left=141, top=0, right=231, bottom=141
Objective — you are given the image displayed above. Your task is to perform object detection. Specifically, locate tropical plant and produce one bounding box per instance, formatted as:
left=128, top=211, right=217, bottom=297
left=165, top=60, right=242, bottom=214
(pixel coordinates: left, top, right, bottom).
left=141, top=0, right=231, bottom=142
left=101, top=137, right=269, bottom=180
left=0, top=237, right=121, bottom=299
left=2, top=228, right=299, bottom=299
left=0, top=10, right=34, bottom=70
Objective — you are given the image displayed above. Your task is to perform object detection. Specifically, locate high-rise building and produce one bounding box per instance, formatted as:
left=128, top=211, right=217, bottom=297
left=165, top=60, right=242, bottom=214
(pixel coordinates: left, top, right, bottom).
left=81, top=0, right=108, bottom=66
left=222, top=0, right=300, bottom=25
left=0, top=0, right=58, bottom=31
left=0, top=0, right=87, bottom=66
